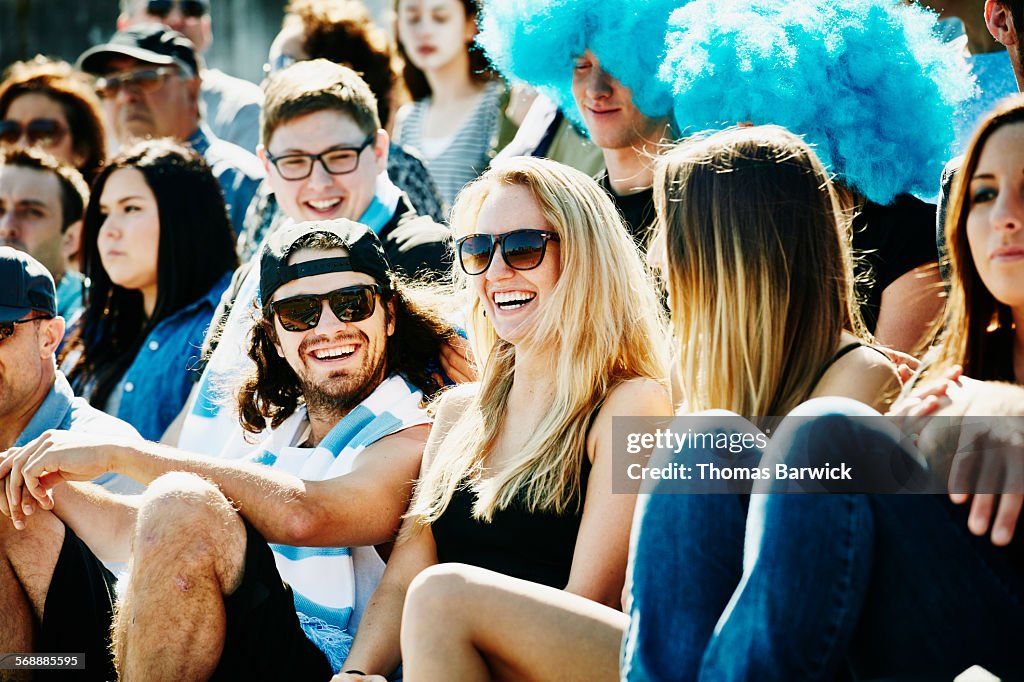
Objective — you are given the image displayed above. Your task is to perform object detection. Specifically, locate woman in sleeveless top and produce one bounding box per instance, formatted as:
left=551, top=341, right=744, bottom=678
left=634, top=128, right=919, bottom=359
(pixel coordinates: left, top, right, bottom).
left=393, top=0, right=506, bottom=210
left=339, top=125, right=901, bottom=679
left=337, top=127, right=902, bottom=682
left=335, top=156, right=672, bottom=679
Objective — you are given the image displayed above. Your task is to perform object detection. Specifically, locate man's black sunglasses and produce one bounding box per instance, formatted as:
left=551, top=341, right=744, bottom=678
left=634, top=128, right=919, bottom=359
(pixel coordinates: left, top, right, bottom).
left=266, top=136, right=375, bottom=181
left=271, top=284, right=382, bottom=332
left=146, top=0, right=209, bottom=18
left=0, top=315, right=52, bottom=343
left=456, top=229, right=560, bottom=276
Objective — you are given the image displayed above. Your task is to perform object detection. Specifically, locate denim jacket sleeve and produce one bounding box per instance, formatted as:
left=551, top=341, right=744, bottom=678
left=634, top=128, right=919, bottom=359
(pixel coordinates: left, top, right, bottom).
left=114, top=272, right=233, bottom=441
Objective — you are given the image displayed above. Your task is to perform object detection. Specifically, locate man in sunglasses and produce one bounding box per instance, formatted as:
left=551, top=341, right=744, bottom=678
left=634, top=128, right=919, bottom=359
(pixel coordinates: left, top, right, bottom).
left=0, top=247, right=139, bottom=453
left=0, top=149, right=90, bottom=323
left=0, top=221, right=451, bottom=679
left=117, top=0, right=264, bottom=153
left=77, top=23, right=264, bottom=235
left=0, top=250, right=144, bottom=678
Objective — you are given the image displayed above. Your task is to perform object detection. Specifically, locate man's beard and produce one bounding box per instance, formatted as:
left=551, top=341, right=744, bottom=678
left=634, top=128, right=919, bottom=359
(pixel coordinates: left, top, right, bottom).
left=297, top=331, right=389, bottom=421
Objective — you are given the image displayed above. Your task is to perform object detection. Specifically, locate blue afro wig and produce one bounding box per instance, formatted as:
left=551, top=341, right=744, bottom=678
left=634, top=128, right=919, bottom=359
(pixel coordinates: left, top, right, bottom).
left=659, top=0, right=975, bottom=204
left=477, top=0, right=681, bottom=127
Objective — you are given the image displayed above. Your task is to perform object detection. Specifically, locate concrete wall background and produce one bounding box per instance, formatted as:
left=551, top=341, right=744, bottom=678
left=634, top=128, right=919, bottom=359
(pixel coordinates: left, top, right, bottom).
left=0, top=0, right=287, bottom=84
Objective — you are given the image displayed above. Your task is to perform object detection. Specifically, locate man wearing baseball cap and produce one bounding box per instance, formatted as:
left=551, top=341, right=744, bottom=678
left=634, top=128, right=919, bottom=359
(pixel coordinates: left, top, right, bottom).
left=117, top=0, right=264, bottom=153
left=0, top=221, right=452, bottom=679
left=0, top=247, right=136, bottom=451
left=0, top=248, right=139, bottom=682
left=76, top=23, right=263, bottom=234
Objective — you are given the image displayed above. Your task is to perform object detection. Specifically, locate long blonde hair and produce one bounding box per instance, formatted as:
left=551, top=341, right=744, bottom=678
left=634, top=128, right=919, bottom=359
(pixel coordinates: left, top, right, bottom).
left=656, top=125, right=865, bottom=417
left=409, top=157, right=670, bottom=523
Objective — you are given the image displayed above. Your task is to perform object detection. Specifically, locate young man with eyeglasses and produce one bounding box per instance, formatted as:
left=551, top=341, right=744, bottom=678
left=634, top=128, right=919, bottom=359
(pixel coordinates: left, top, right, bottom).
left=76, top=23, right=264, bottom=236
left=0, top=220, right=453, bottom=680
left=117, top=0, right=264, bottom=153
left=249, top=58, right=450, bottom=276
left=0, top=149, right=90, bottom=323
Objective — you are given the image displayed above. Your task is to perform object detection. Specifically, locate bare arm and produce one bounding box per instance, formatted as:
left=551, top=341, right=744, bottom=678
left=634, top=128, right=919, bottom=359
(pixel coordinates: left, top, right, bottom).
left=2, top=425, right=428, bottom=548
left=566, top=379, right=673, bottom=608
left=873, top=262, right=945, bottom=356
left=48, top=482, right=139, bottom=564
left=339, top=520, right=439, bottom=678
left=339, top=387, right=474, bottom=677
left=810, top=339, right=902, bottom=413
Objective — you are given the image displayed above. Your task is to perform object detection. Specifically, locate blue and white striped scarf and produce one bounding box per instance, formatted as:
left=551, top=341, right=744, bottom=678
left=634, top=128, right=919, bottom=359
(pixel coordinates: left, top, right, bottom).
left=249, top=373, right=429, bottom=671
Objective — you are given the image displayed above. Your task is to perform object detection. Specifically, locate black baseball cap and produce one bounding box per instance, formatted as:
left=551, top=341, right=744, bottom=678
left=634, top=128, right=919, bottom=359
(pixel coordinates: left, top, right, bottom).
left=0, top=247, right=57, bottom=323
left=259, top=219, right=394, bottom=304
left=77, top=23, right=199, bottom=78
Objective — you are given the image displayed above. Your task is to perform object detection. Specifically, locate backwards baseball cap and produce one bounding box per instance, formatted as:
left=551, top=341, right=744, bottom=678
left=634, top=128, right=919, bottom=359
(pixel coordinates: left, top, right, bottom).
left=76, top=23, right=199, bottom=78
left=259, top=219, right=394, bottom=303
left=0, top=247, right=57, bottom=323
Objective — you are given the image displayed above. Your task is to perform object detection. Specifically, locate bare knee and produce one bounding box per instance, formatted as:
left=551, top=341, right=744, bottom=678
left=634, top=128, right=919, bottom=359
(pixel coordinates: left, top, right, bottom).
left=136, top=473, right=234, bottom=537
left=131, top=473, right=244, bottom=588
left=404, top=563, right=487, bottom=628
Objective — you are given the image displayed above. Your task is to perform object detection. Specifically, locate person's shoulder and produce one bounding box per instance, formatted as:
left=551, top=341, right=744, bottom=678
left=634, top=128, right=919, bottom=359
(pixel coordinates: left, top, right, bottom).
left=434, top=383, right=479, bottom=416
left=203, top=132, right=265, bottom=180
left=200, top=68, right=263, bottom=105
left=67, top=396, right=142, bottom=440
left=816, top=343, right=901, bottom=412
left=428, top=384, right=478, bottom=431
left=170, top=271, right=234, bottom=320
left=598, top=378, right=672, bottom=420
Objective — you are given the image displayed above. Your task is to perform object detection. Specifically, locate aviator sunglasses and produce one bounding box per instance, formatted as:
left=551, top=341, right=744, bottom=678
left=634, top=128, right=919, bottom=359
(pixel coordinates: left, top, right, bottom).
left=94, top=67, right=178, bottom=99
left=271, top=283, right=382, bottom=332
left=145, top=0, right=209, bottom=18
left=0, top=315, right=51, bottom=343
left=456, top=229, right=560, bottom=276
left=0, top=119, right=66, bottom=147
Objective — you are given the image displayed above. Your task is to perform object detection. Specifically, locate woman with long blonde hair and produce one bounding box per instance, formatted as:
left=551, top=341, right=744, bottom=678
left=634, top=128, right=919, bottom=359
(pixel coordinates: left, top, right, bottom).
left=657, top=125, right=896, bottom=417
left=350, top=125, right=901, bottom=682
left=625, top=125, right=900, bottom=680
left=334, top=156, right=672, bottom=680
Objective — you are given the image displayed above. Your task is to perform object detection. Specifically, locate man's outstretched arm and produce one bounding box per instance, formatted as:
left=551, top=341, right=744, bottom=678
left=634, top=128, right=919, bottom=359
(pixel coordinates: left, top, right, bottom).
left=1, top=425, right=428, bottom=548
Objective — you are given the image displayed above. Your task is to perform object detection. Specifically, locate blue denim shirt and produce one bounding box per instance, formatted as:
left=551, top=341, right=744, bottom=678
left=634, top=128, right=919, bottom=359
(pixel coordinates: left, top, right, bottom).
left=114, top=272, right=232, bottom=441
left=187, top=124, right=265, bottom=236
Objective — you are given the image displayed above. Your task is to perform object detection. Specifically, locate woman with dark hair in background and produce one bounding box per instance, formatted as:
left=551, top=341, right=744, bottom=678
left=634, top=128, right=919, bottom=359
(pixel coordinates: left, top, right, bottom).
left=66, top=139, right=237, bottom=441
left=0, top=56, right=107, bottom=183
left=393, top=0, right=506, bottom=210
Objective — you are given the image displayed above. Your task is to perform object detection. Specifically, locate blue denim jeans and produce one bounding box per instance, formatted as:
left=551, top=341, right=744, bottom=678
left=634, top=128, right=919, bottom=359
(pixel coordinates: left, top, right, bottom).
left=622, top=398, right=1024, bottom=681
